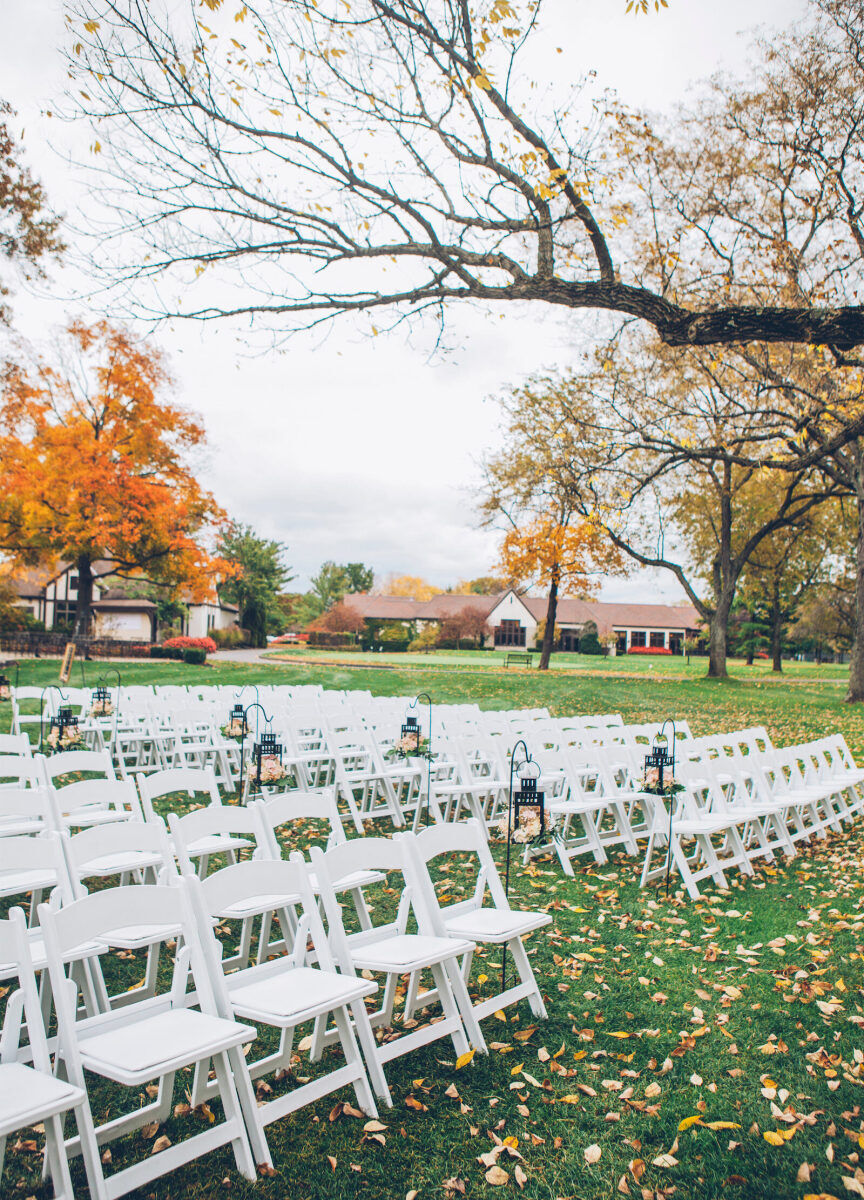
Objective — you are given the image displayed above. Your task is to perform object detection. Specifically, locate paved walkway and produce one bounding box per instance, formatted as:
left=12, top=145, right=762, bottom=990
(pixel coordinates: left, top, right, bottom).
left=210, top=648, right=283, bottom=665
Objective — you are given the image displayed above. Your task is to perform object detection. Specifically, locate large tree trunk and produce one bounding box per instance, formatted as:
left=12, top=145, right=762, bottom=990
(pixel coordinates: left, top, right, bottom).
left=846, top=453, right=864, bottom=701
left=538, top=566, right=560, bottom=672
left=771, top=578, right=783, bottom=673
left=706, top=593, right=733, bottom=678
left=73, top=555, right=93, bottom=639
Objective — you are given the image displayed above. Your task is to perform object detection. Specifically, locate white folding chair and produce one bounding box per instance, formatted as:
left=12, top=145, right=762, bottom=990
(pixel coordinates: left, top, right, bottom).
left=184, top=859, right=380, bottom=1128
left=0, top=785, right=54, bottom=837
left=310, top=836, right=485, bottom=1104
left=39, top=751, right=118, bottom=788
left=0, top=907, right=89, bottom=1200
left=406, top=820, right=551, bottom=1024
left=39, top=884, right=264, bottom=1198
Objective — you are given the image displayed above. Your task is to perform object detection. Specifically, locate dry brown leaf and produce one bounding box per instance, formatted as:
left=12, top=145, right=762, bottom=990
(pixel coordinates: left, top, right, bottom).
left=584, top=1144, right=602, bottom=1164
left=485, top=1165, right=509, bottom=1186
left=151, top=1136, right=171, bottom=1154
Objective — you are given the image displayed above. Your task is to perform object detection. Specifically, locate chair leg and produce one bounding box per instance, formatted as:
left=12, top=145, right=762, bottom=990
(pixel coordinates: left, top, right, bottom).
left=350, top=997, right=392, bottom=1106
left=43, top=1112, right=77, bottom=1200
left=211, top=1049, right=261, bottom=1180
left=331, top=1004, right=378, bottom=1118
left=508, top=937, right=547, bottom=1020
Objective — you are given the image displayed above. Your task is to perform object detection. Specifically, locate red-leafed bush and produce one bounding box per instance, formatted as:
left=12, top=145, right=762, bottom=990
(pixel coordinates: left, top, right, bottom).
left=627, top=645, right=673, bottom=655
left=161, top=635, right=217, bottom=655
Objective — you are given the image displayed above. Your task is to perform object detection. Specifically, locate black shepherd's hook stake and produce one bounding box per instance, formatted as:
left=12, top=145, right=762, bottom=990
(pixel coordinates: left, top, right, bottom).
left=658, top=718, right=677, bottom=897
left=38, top=685, right=68, bottom=753
left=98, top=668, right=122, bottom=748
left=233, top=684, right=260, bottom=719
left=407, top=692, right=433, bottom=826
left=501, top=739, right=538, bottom=991
left=239, top=701, right=273, bottom=803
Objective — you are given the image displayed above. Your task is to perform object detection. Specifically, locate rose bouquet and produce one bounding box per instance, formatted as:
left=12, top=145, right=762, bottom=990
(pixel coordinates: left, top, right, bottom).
left=0, top=684, right=11, bottom=702
left=256, top=753, right=286, bottom=782
left=46, top=724, right=82, bottom=752
left=497, top=806, right=558, bottom=845
left=385, top=733, right=431, bottom=760
left=221, top=718, right=247, bottom=740
left=89, top=698, right=114, bottom=718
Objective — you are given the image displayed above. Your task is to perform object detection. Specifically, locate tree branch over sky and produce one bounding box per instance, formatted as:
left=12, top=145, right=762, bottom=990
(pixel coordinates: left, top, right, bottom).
left=64, top=0, right=864, bottom=349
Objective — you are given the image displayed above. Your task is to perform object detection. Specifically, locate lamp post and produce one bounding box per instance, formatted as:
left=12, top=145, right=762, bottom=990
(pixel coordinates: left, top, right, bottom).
left=643, top=719, right=677, bottom=896
left=501, top=740, right=544, bottom=989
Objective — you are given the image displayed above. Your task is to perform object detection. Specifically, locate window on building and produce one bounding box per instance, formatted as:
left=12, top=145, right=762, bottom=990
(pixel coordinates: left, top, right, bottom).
left=650, top=631, right=666, bottom=648
left=69, top=576, right=79, bottom=592
left=53, top=601, right=76, bottom=629
left=494, top=619, right=526, bottom=647
left=630, top=630, right=646, bottom=647
left=668, top=633, right=683, bottom=655
left=616, top=631, right=627, bottom=654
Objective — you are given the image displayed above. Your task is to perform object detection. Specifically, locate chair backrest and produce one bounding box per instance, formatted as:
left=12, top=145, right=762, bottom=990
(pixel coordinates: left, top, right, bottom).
left=189, top=857, right=338, bottom=971
left=49, top=778, right=142, bottom=823
left=0, top=832, right=71, bottom=907
left=39, top=883, right=221, bottom=1017
left=168, top=805, right=264, bottom=874
left=0, top=786, right=53, bottom=833
left=252, top=789, right=346, bottom=859
left=137, top=766, right=222, bottom=820
left=0, top=732, right=32, bottom=757
left=0, top=907, right=55, bottom=1071
left=310, top=835, right=429, bottom=954
left=410, top=818, right=507, bottom=911
left=41, top=750, right=117, bottom=786
left=0, top=755, right=43, bottom=789
left=63, top=821, right=176, bottom=888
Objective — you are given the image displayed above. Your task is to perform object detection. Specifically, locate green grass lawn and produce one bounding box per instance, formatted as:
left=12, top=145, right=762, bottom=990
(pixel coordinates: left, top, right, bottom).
left=3, top=658, right=864, bottom=1200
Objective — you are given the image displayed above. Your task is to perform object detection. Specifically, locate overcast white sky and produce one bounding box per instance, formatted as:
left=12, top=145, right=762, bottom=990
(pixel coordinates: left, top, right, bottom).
left=0, top=0, right=807, bottom=596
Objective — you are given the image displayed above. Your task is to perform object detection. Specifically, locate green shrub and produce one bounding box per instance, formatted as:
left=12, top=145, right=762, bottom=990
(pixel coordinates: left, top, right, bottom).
left=183, top=647, right=207, bottom=665
left=211, top=626, right=249, bottom=649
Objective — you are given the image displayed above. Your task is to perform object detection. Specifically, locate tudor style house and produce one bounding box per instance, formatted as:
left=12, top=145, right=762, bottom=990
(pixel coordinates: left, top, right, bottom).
left=347, top=589, right=701, bottom=653
left=9, top=561, right=238, bottom=642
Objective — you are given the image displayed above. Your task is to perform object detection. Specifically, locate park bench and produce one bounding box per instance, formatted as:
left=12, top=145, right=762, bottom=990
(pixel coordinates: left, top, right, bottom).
left=504, top=652, right=534, bottom=668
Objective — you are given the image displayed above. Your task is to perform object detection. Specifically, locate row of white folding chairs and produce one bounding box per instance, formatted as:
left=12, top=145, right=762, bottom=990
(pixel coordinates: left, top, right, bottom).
left=1, top=821, right=549, bottom=1199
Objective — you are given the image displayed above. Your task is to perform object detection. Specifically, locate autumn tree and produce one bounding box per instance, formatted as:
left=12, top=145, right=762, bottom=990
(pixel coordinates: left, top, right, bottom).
left=379, top=575, right=441, bottom=601
left=455, top=576, right=511, bottom=596
left=0, top=320, right=227, bottom=637
left=438, top=606, right=490, bottom=649
left=310, top=600, right=366, bottom=635
left=63, top=0, right=864, bottom=352
left=217, top=522, right=292, bottom=646
left=497, top=517, right=623, bottom=670
left=1, top=100, right=63, bottom=325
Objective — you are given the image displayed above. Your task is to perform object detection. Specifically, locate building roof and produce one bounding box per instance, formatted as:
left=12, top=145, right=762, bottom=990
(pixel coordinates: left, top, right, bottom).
left=347, top=590, right=700, bottom=633
left=520, top=596, right=700, bottom=634
left=92, top=596, right=157, bottom=611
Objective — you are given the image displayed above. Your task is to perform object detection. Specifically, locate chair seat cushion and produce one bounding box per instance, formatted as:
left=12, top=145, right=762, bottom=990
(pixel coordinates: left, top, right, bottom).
left=77, top=850, right=163, bottom=878
left=444, top=908, right=551, bottom=943
left=0, top=867, right=58, bottom=896
left=218, top=891, right=300, bottom=920
left=228, top=966, right=375, bottom=1023
left=79, top=1007, right=255, bottom=1084
left=187, top=835, right=253, bottom=857
left=351, top=933, right=475, bottom=971
left=0, top=1063, right=85, bottom=1137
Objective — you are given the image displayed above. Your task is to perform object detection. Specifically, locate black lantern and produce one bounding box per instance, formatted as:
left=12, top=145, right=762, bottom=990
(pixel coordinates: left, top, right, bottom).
left=93, top=684, right=110, bottom=705
left=513, top=771, right=546, bottom=829
left=226, top=701, right=248, bottom=739
left=399, top=713, right=422, bottom=755
left=251, top=725, right=285, bottom=792
left=49, top=704, right=80, bottom=750
left=0, top=674, right=10, bottom=702
left=643, top=725, right=675, bottom=794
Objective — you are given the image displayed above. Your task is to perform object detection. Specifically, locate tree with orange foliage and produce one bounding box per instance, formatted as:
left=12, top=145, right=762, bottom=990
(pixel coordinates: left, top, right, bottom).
left=0, top=320, right=227, bottom=637
left=498, top=517, right=626, bottom=670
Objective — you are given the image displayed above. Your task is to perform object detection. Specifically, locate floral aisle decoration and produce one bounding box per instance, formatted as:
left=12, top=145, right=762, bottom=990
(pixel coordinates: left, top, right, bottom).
left=0, top=674, right=11, bottom=702
left=222, top=702, right=248, bottom=741
left=642, top=720, right=683, bottom=895
left=89, top=685, right=114, bottom=718
left=46, top=705, right=82, bottom=753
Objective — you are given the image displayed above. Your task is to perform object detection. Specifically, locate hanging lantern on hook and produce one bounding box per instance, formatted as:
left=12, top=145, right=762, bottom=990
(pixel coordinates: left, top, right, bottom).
left=249, top=723, right=286, bottom=791
left=48, top=704, right=81, bottom=751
